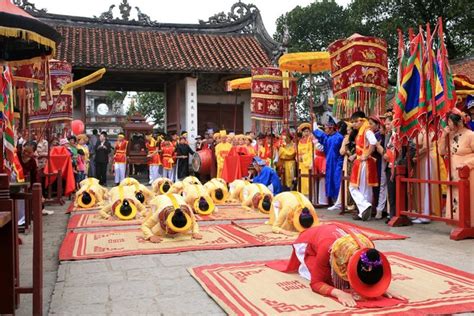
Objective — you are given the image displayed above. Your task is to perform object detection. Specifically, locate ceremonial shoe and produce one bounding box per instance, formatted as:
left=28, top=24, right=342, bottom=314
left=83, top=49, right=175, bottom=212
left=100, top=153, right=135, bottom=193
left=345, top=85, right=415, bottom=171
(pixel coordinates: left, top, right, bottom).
left=412, top=218, right=431, bottom=224
left=361, top=207, right=371, bottom=221
left=328, top=204, right=341, bottom=211
left=42, top=209, right=54, bottom=215
left=375, top=210, right=383, bottom=219
left=347, top=205, right=356, bottom=211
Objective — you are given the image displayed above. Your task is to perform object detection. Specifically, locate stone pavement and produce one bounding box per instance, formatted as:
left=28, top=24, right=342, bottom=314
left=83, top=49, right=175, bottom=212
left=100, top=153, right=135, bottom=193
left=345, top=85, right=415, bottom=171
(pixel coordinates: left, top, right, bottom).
left=16, top=203, right=474, bottom=315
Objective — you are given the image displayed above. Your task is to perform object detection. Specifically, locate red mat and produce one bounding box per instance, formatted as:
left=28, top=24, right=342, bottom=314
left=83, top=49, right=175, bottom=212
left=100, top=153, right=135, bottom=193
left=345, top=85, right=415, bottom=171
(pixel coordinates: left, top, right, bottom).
left=231, top=220, right=408, bottom=245
left=66, top=201, right=101, bottom=214
left=59, top=224, right=260, bottom=261
left=67, top=213, right=142, bottom=229
left=67, top=204, right=268, bottom=229
left=194, top=204, right=268, bottom=222
left=189, top=252, right=474, bottom=315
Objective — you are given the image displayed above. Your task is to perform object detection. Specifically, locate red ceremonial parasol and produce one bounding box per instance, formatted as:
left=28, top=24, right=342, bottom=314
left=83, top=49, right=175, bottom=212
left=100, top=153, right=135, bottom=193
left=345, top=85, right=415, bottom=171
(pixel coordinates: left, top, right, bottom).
left=0, top=0, right=61, bottom=63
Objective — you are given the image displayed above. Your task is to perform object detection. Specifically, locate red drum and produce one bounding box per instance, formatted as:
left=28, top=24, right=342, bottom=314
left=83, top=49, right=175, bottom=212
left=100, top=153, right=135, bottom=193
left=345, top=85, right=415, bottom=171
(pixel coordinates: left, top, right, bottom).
left=192, top=148, right=212, bottom=175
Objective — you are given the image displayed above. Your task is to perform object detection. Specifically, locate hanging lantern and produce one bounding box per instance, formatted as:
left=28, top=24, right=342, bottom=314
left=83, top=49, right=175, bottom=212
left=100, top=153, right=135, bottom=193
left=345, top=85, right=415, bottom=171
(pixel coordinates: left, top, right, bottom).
left=251, top=67, right=284, bottom=132
left=328, top=34, right=388, bottom=118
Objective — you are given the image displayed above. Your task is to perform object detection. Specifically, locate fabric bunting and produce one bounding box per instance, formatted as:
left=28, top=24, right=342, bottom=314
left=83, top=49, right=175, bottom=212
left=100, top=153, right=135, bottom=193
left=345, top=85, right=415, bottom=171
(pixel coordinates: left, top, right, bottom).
left=1, top=66, right=18, bottom=179
left=393, top=33, right=425, bottom=141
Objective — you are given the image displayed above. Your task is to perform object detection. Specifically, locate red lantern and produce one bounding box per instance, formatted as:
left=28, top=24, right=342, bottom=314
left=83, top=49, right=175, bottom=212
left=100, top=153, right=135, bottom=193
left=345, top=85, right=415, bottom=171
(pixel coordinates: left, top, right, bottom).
left=71, top=120, right=84, bottom=135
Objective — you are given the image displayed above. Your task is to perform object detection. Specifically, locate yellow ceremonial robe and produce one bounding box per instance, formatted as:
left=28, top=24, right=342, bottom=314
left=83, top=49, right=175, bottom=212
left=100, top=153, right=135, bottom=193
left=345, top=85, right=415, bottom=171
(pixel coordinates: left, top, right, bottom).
left=215, top=142, right=232, bottom=178
left=298, top=137, right=313, bottom=195
left=278, top=143, right=296, bottom=188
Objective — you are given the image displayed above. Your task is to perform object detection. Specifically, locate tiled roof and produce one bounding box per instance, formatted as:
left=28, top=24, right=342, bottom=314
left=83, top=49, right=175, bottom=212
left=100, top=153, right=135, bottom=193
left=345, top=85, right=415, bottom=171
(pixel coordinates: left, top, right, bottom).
left=451, top=57, right=474, bottom=81
left=53, top=24, right=272, bottom=73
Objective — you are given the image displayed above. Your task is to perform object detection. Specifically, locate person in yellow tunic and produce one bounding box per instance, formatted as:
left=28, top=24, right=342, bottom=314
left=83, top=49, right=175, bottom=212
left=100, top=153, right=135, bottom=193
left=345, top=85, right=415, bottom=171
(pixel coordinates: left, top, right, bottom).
left=215, top=131, right=232, bottom=178
left=267, top=191, right=319, bottom=235
left=141, top=193, right=202, bottom=243
left=119, top=178, right=155, bottom=206
left=297, top=123, right=313, bottom=196
left=99, top=185, right=148, bottom=220
left=278, top=132, right=296, bottom=189
left=77, top=134, right=90, bottom=174
left=75, top=178, right=108, bottom=209
left=151, top=177, right=174, bottom=195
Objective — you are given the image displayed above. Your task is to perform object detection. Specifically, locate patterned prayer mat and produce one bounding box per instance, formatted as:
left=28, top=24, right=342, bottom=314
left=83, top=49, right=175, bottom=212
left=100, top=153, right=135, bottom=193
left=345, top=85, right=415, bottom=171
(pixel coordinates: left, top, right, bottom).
left=231, top=220, right=408, bottom=244
left=66, top=201, right=101, bottom=214
left=194, top=204, right=268, bottom=221
left=59, top=224, right=259, bottom=261
left=67, top=213, right=143, bottom=229
left=67, top=204, right=267, bottom=229
left=189, top=252, right=474, bottom=315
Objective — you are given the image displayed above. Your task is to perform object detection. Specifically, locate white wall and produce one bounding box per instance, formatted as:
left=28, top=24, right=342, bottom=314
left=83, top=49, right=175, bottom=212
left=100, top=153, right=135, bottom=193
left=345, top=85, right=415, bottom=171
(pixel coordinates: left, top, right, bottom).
left=184, top=77, right=198, bottom=149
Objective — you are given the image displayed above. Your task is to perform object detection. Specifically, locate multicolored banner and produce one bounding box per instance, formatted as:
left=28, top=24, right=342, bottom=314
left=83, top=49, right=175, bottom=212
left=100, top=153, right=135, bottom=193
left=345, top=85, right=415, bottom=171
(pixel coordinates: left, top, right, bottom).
left=393, top=33, right=425, bottom=138
left=1, top=66, right=18, bottom=179
left=28, top=60, right=73, bottom=125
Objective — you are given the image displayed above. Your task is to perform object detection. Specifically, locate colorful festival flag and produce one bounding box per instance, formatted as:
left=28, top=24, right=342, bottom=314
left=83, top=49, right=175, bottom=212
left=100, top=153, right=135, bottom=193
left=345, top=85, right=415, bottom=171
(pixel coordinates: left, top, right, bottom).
left=394, top=33, right=425, bottom=141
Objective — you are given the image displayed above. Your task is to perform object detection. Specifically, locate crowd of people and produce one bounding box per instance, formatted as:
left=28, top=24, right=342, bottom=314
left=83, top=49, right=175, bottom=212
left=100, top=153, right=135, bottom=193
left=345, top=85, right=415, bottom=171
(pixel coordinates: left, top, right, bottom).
left=13, top=102, right=474, bottom=225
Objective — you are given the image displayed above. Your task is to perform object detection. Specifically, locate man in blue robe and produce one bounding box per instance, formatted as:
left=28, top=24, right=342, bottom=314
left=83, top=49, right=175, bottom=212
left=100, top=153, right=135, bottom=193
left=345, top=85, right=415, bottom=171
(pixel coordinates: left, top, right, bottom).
left=466, top=97, right=474, bottom=131
left=251, top=157, right=282, bottom=194
left=312, top=115, right=344, bottom=205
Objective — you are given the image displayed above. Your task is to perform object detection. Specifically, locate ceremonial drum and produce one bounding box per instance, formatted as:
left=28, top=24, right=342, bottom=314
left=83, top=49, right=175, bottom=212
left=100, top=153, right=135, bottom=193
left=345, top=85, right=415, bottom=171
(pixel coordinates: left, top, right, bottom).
left=192, top=148, right=212, bottom=176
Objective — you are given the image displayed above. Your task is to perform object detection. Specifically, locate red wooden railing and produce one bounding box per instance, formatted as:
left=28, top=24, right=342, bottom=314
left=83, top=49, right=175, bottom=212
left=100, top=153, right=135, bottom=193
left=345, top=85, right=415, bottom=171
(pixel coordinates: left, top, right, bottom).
left=389, top=166, right=474, bottom=240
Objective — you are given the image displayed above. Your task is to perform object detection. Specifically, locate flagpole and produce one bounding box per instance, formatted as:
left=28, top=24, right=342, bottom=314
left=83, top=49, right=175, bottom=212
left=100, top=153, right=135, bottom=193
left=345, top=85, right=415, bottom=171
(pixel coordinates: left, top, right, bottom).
left=417, top=25, right=433, bottom=217
left=427, top=22, right=444, bottom=214
left=438, top=17, right=454, bottom=219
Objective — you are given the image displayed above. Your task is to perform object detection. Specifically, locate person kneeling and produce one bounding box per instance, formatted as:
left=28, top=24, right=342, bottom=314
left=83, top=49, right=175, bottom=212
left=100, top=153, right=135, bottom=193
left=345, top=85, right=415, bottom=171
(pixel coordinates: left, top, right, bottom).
left=268, top=191, right=319, bottom=235
left=141, top=194, right=202, bottom=243
left=270, top=223, right=403, bottom=307
left=99, top=185, right=147, bottom=220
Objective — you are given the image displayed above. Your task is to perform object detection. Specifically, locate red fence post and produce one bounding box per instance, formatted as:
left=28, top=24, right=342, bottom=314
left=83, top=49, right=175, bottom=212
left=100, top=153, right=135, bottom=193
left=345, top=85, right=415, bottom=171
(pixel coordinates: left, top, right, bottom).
left=450, top=166, right=474, bottom=240
left=32, top=183, right=43, bottom=315
left=389, top=166, right=412, bottom=226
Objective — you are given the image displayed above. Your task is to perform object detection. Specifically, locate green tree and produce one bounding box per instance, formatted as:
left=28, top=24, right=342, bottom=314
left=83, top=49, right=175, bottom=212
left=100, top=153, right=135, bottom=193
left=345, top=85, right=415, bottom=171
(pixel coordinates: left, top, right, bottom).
left=131, top=92, right=165, bottom=129
left=274, top=0, right=355, bottom=52
left=275, top=0, right=473, bottom=82
left=348, top=0, right=473, bottom=78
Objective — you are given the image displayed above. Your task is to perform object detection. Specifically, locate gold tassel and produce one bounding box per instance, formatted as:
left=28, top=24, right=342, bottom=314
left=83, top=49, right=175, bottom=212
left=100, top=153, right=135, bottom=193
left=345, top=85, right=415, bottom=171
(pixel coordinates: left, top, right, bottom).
left=0, top=26, right=56, bottom=56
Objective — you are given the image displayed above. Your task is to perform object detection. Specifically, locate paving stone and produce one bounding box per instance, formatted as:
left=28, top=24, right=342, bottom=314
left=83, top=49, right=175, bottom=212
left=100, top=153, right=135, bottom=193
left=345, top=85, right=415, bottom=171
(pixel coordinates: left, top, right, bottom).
left=109, top=255, right=158, bottom=271
left=155, top=252, right=198, bottom=267
left=66, top=261, right=109, bottom=276
left=109, top=280, right=159, bottom=301
left=61, top=285, right=109, bottom=305
left=156, top=296, right=224, bottom=315
left=64, top=270, right=125, bottom=287
left=157, top=276, right=202, bottom=296
left=56, top=264, right=67, bottom=282
left=110, top=297, right=160, bottom=314
left=50, top=303, right=108, bottom=315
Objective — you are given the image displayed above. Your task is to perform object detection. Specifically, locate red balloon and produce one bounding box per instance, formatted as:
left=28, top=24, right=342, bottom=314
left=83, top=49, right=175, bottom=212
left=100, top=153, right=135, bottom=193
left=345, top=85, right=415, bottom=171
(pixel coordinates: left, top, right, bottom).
left=71, top=120, right=85, bottom=135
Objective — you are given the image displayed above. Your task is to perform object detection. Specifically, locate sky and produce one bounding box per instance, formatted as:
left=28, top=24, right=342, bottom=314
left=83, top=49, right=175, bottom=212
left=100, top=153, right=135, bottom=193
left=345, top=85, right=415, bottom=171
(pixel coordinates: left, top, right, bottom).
left=31, top=0, right=351, bottom=36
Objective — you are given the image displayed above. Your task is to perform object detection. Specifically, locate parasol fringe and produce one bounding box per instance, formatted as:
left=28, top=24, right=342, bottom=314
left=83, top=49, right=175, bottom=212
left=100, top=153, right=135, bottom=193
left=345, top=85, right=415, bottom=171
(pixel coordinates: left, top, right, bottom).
left=0, top=26, right=56, bottom=56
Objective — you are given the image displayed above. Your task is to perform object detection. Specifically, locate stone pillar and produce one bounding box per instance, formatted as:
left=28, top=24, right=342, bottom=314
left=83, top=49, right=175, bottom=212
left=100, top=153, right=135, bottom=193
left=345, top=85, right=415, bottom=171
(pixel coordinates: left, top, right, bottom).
left=184, top=77, right=198, bottom=149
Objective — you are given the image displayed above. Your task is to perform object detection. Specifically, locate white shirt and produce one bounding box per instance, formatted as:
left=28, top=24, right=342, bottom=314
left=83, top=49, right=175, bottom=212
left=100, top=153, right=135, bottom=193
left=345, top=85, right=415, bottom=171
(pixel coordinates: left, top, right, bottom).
left=365, top=130, right=377, bottom=145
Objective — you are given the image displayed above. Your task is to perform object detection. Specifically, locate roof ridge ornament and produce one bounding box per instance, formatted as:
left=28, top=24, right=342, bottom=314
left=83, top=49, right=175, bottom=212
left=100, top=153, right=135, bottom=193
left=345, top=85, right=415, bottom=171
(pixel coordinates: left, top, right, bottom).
left=199, top=1, right=259, bottom=33
left=13, top=0, right=47, bottom=13
left=95, top=0, right=155, bottom=25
